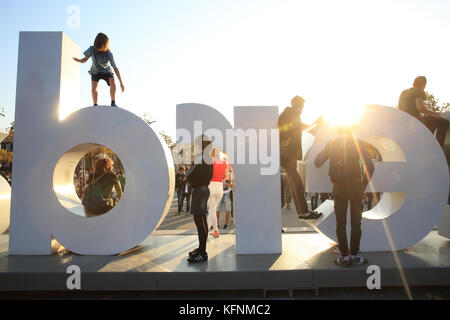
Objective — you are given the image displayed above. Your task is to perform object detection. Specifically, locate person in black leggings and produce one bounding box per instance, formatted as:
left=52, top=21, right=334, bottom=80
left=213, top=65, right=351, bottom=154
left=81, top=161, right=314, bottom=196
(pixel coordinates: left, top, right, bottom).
left=185, top=135, right=214, bottom=263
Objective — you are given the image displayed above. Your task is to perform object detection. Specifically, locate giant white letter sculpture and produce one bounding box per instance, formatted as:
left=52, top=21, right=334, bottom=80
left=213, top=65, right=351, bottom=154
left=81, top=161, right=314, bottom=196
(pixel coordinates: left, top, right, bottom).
left=9, top=32, right=174, bottom=255
left=176, top=104, right=282, bottom=254
left=304, top=105, right=449, bottom=251
left=9, top=32, right=447, bottom=256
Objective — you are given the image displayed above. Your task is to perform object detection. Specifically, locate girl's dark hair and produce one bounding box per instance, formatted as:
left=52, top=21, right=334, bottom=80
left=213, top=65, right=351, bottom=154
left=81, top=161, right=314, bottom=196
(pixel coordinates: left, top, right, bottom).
left=94, top=33, right=110, bottom=51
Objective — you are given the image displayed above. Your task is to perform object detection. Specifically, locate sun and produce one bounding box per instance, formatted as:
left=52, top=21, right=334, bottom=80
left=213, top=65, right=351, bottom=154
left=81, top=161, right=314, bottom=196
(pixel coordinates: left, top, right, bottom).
left=323, top=104, right=365, bottom=127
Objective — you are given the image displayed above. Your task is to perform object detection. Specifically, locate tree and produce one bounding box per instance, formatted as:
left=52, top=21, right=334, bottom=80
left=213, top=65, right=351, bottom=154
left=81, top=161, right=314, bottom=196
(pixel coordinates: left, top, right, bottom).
left=159, top=130, right=175, bottom=149
left=84, top=146, right=124, bottom=171
left=0, top=122, right=14, bottom=165
left=142, top=113, right=156, bottom=126
left=6, top=122, right=14, bottom=136
left=424, top=92, right=450, bottom=113
left=141, top=113, right=175, bottom=149
left=0, top=149, right=9, bottom=163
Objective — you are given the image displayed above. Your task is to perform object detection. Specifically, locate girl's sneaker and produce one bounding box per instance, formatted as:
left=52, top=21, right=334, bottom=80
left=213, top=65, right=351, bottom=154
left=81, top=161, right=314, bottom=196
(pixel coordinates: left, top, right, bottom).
left=188, top=251, right=208, bottom=264
left=351, top=254, right=368, bottom=266
left=212, top=230, right=220, bottom=238
left=335, top=255, right=351, bottom=267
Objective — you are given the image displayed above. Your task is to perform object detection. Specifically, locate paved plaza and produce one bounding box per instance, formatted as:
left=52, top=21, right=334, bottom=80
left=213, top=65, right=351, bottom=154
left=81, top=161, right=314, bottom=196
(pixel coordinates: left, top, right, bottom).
left=1, top=197, right=449, bottom=296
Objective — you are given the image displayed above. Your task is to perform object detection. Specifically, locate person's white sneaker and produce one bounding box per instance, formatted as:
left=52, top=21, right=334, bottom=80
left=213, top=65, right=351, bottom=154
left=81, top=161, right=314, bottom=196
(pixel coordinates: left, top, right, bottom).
left=351, top=254, right=368, bottom=266
left=335, top=255, right=351, bottom=267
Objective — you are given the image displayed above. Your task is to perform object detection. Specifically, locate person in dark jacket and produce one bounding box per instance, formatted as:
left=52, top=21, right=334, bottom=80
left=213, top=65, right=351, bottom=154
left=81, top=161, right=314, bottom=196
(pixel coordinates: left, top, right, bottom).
left=398, top=76, right=449, bottom=148
left=315, top=125, right=374, bottom=267
left=185, top=135, right=214, bottom=264
left=278, top=96, right=323, bottom=219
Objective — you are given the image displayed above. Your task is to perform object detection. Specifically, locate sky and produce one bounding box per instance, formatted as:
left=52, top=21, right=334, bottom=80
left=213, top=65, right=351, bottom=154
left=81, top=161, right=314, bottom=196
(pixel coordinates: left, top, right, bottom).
left=1, top=0, right=450, bottom=138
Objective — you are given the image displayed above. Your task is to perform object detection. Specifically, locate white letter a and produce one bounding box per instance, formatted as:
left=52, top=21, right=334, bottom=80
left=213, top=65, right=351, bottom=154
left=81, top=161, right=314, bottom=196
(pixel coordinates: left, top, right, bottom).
left=66, top=265, right=81, bottom=290
left=367, top=265, right=381, bottom=290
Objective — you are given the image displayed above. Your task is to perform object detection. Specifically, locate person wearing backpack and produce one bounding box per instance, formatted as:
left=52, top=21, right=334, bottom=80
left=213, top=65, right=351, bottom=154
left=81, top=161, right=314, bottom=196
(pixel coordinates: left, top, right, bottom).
left=314, top=125, right=375, bottom=267
left=82, top=158, right=123, bottom=217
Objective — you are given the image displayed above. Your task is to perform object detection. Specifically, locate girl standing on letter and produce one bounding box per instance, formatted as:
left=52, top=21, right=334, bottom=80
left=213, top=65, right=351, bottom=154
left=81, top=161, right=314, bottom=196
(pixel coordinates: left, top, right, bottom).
left=73, top=33, right=125, bottom=107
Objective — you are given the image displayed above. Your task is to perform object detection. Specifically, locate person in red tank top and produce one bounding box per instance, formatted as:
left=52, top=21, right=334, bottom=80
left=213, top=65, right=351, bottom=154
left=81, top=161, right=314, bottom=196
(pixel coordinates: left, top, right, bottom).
left=207, top=150, right=229, bottom=237
left=211, top=160, right=227, bottom=182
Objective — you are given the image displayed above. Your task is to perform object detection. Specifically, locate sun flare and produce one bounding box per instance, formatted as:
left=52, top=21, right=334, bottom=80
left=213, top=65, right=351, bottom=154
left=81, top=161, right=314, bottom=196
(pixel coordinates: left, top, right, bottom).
left=323, top=104, right=365, bottom=127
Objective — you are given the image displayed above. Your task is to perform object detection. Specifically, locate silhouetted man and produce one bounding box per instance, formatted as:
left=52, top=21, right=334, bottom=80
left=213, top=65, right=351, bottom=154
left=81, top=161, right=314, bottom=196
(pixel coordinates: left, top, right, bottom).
left=399, top=76, right=449, bottom=147
left=278, top=96, right=322, bottom=219
left=315, top=126, right=375, bottom=267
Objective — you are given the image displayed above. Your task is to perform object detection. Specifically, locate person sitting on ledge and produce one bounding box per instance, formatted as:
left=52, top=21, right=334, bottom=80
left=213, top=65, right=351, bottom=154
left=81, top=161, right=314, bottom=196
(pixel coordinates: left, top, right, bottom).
left=278, top=95, right=323, bottom=220
left=398, top=76, right=449, bottom=148
left=73, top=33, right=125, bottom=107
left=82, top=158, right=122, bottom=217
left=315, top=125, right=374, bottom=267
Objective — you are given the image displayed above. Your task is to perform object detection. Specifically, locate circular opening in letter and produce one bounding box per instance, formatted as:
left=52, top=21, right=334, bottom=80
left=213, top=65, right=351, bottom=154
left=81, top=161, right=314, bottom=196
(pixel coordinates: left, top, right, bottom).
left=53, top=144, right=125, bottom=217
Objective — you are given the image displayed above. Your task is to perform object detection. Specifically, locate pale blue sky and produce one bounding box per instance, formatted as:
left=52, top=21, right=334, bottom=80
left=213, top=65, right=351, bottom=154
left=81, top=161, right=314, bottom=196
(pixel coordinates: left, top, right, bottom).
left=1, top=0, right=450, bottom=137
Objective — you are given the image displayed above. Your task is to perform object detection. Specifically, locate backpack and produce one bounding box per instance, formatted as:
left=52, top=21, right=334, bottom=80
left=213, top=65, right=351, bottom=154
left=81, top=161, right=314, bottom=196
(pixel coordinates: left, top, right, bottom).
left=82, top=173, right=113, bottom=215
left=328, top=136, right=363, bottom=184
